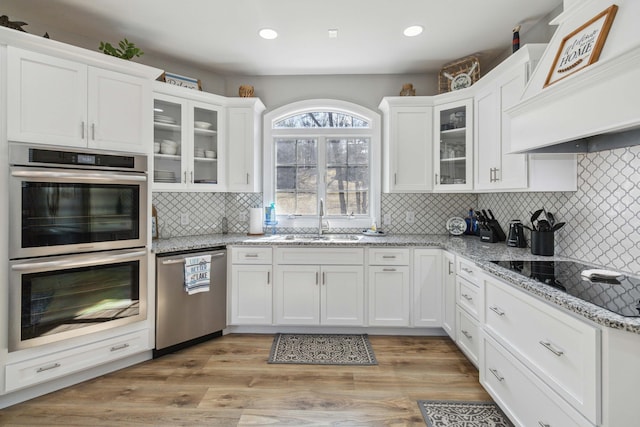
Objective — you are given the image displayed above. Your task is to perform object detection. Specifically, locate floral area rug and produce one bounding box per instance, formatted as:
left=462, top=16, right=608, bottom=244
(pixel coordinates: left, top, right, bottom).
left=268, top=333, right=377, bottom=365
left=418, top=400, right=514, bottom=427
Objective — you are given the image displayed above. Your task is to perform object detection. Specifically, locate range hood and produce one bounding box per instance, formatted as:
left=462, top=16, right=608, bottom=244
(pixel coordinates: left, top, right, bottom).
left=506, top=0, right=640, bottom=154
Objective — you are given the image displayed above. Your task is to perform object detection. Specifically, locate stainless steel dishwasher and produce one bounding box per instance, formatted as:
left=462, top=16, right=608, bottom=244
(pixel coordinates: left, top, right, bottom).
left=154, top=247, right=226, bottom=357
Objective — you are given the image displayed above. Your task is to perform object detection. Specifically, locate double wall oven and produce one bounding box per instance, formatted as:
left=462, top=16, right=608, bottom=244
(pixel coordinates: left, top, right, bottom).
left=8, top=144, right=148, bottom=352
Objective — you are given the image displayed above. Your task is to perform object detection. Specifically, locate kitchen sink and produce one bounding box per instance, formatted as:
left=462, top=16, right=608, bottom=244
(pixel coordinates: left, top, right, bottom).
left=248, top=234, right=363, bottom=243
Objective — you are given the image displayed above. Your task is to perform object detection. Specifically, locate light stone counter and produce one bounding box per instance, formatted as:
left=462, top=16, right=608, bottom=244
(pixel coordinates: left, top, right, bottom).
left=152, top=233, right=640, bottom=334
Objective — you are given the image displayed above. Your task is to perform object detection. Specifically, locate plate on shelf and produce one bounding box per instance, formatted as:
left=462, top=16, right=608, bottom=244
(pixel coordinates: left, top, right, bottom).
left=446, top=217, right=467, bottom=236
left=154, top=115, right=176, bottom=125
left=194, top=121, right=212, bottom=129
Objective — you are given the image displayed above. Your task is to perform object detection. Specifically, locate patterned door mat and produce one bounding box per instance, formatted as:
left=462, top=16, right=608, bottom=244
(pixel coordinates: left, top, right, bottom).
left=418, top=400, right=514, bottom=427
left=268, top=333, right=377, bottom=365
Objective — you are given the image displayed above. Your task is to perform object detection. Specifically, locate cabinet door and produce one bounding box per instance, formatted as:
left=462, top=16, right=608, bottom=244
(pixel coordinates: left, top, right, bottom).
left=7, top=47, right=87, bottom=147
left=412, top=249, right=442, bottom=327
left=190, top=101, right=223, bottom=189
left=88, top=67, right=150, bottom=153
left=227, top=106, right=259, bottom=192
left=321, top=266, right=364, bottom=326
left=385, top=106, right=433, bottom=192
left=368, top=265, right=410, bottom=326
left=474, top=85, right=500, bottom=190
left=230, top=265, right=272, bottom=325
left=274, top=265, right=319, bottom=325
left=441, top=251, right=456, bottom=338
left=434, top=99, right=473, bottom=191
left=153, top=94, right=187, bottom=188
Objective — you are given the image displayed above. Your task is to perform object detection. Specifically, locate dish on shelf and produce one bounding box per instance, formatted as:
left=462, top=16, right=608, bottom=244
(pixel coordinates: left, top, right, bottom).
left=154, top=115, right=176, bottom=125
left=446, top=217, right=467, bottom=235
left=194, top=121, right=212, bottom=129
left=361, top=230, right=386, bottom=236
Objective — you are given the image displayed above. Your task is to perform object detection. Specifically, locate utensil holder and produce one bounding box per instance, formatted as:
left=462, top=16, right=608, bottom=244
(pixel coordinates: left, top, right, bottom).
left=531, top=231, right=554, bottom=256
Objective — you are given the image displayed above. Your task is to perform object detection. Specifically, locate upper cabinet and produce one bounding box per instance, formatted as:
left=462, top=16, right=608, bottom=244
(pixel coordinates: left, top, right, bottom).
left=7, top=47, right=152, bottom=154
left=434, top=98, right=473, bottom=192
left=379, top=97, right=434, bottom=192
left=226, top=98, right=266, bottom=193
left=474, top=45, right=577, bottom=192
left=152, top=83, right=225, bottom=191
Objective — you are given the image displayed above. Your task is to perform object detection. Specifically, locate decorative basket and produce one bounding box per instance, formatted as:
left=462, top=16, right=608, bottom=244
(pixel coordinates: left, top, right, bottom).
left=438, top=55, right=481, bottom=94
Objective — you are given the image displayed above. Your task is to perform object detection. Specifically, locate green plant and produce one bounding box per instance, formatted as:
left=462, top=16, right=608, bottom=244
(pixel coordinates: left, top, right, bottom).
left=98, top=38, right=144, bottom=60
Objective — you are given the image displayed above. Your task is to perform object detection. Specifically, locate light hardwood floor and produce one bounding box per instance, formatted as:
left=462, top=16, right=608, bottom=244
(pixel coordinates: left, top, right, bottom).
left=0, top=334, right=491, bottom=426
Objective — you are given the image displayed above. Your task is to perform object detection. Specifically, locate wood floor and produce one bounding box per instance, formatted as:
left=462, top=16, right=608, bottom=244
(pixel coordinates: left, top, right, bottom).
left=0, top=334, right=491, bottom=426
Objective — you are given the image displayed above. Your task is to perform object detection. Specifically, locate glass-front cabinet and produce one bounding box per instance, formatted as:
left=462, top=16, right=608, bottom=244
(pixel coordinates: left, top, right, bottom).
left=153, top=91, right=223, bottom=190
left=434, top=99, right=473, bottom=191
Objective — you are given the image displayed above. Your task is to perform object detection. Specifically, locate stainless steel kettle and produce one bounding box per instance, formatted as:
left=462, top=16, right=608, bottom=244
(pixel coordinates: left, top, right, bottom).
left=507, top=220, right=527, bottom=248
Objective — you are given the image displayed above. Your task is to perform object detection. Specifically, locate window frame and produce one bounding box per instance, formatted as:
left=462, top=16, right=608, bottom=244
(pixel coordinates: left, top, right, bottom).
left=263, top=99, right=380, bottom=230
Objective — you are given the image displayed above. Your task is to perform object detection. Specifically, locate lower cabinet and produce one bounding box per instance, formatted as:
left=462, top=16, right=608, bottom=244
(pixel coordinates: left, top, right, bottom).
left=4, top=329, right=149, bottom=393
left=368, top=248, right=411, bottom=326
left=274, top=264, right=364, bottom=325
left=481, top=333, right=591, bottom=427
left=412, top=249, right=442, bottom=327
left=229, top=247, right=273, bottom=325
left=456, top=308, right=479, bottom=367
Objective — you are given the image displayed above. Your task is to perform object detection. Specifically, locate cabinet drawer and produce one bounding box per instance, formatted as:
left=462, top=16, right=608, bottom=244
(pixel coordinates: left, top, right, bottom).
left=231, top=246, right=273, bottom=264
left=456, top=257, right=480, bottom=285
left=456, top=277, right=480, bottom=319
left=484, top=278, right=599, bottom=423
left=368, top=248, right=410, bottom=265
left=5, top=329, right=149, bottom=392
left=482, top=334, right=591, bottom=427
left=275, top=247, right=364, bottom=265
left=456, top=308, right=479, bottom=367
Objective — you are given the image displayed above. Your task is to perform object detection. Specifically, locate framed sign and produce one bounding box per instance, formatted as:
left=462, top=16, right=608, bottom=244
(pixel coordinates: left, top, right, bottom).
left=158, top=72, right=202, bottom=91
left=544, top=5, right=618, bottom=87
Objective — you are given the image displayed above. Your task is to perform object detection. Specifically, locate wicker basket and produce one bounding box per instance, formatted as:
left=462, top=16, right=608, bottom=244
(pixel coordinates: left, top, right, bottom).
left=438, top=55, right=481, bottom=94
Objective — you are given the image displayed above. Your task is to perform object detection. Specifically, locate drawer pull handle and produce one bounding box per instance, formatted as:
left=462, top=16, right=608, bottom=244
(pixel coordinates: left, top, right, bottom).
left=489, top=306, right=505, bottom=316
left=461, top=293, right=473, bottom=301
left=382, top=268, right=397, bottom=272
left=244, top=254, right=259, bottom=258
left=461, top=330, right=472, bottom=340
left=382, top=255, right=397, bottom=259
left=538, top=422, right=551, bottom=427
left=461, top=267, right=474, bottom=274
left=37, top=363, right=61, bottom=373
left=316, top=272, right=319, bottom=285
left=267, top=271, right=270, bottom=284
left=489, top=368, right=504, bottom=382
left=111, top=343, right=130, bottom=352
left=539, top=340, right=564, bottom=357
left=448, top=261, right=453, bottom=275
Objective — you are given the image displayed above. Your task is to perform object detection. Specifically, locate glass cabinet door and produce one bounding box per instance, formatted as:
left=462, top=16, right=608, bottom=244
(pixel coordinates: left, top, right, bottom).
left=434, top=99, right=473, bottom=191
left=191, top=104, right=219, bottom=185
left=153, top=98, right=183, bottom=186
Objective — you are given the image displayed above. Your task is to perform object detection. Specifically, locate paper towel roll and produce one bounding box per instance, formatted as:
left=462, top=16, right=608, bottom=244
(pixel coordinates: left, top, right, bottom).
left=248, top=208, right=264, bottom=235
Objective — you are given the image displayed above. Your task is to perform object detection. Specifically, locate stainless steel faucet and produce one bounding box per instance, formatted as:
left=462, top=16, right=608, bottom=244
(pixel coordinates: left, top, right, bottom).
left=318, top=198, right=324, bottom=236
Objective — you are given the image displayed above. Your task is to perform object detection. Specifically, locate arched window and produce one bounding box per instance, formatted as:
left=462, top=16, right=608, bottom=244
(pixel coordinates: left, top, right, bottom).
left=263, top=99, right=380, bottom=230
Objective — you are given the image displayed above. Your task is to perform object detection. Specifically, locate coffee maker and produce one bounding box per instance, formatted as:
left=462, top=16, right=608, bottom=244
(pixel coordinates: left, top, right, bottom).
left=507, top=220, right=527, bottom=248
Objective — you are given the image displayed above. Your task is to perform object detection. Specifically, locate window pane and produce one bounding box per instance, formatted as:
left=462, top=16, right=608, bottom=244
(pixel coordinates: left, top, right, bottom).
left=276, top=166, right=296, bottom=190
left=326, top=166, right=348, bottom=192
left=348, top=139, right=369, bottom=165
left=276, top=140, right=296, bottom=164
left=297, top=167, right=317, bottom=191
left=274, top=112, right=369, bottom=128
left=327, top=139, right=347, bottom=165
left=275, top=192, right=295, bottom=214
left=297, top=140, right=317, bottom=165
left=296, top=192, right=317, bottom=215
left=348, top=167, right=369, bottom=190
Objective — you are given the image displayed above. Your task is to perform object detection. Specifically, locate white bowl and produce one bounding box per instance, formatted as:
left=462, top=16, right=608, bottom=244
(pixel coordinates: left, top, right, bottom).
left=205, top=150, right=216, bottom=159
left=160, top=143, right=177, bottom=155
left=153, top=142, right=160, bottom=153
left=162, top=139, right=177, bottom=146
left=194, top=121, right=212, bottom=129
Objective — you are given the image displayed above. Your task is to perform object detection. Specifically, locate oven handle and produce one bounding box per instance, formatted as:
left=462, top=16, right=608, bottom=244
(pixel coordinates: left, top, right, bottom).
left=11, top=169, right=147, bottom=183
left=11, top=250, right=147, bottom=272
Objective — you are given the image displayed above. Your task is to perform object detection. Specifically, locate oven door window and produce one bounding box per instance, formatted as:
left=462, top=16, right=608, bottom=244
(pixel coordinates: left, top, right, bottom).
left=21, top=182, right=140, bottom=248
left=21, top=261, right=140, bottom=341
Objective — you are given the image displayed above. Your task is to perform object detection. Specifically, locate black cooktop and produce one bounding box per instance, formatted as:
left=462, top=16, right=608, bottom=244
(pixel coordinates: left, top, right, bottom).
left=490, top=260, right=640, bottom=317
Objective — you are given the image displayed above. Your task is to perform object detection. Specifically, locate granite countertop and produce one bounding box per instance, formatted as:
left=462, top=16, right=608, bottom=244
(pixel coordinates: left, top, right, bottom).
left=152, top=233, right=640, bottom=334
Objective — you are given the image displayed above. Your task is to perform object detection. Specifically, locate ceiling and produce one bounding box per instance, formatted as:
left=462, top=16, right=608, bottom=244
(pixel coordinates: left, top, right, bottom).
left=2, top=0, right=563, bottom=76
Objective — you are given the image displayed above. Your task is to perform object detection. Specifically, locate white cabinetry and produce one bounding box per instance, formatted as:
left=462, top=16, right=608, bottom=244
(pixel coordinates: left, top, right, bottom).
left=152, top=83, right=225, bottom=190
left=7, top=47, right=151, bottom=153
left=454, top=257, right=481, bottom=367
left=226, top=98, right=265, bottom=192
left=368, top=248, right=411, bottom=326
left=434, top=98, right=473, bottom=191
left=441, top=251, right=456, bottom=339
left=274, top=248, right=364, bottom=326
left=378, top=97, right=434, bottom=192
left=412, top=249, right=442, bottom=327
left=229, top=247, right=273, bottom=325
left=474, top=44, right=577, bottom=192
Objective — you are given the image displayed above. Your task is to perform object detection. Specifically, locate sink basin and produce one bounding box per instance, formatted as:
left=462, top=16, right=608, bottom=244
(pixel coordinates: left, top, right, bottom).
left=248, top=234, right=362, bottom=243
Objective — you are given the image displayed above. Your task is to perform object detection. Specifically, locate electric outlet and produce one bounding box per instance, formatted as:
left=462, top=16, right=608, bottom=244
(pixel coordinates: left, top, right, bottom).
left=405, top=211, right=415, bottom=224
left=383, top=214, right=391, bottom=225
left=239, top=211, right=247, bottom=222
left=180, top=212, right=190, bottom=226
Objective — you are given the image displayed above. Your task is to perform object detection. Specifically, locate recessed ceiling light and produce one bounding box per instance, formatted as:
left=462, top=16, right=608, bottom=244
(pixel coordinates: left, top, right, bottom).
left=328, top=29, right=338, bottom=39
left=259, top=28, right=278, bottom=40
left=403, top=25, right=423, bottom=37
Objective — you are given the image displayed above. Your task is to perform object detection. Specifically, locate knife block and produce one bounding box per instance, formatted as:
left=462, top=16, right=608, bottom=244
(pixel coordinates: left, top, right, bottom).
left=531, top=231, right=554, bottom=256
